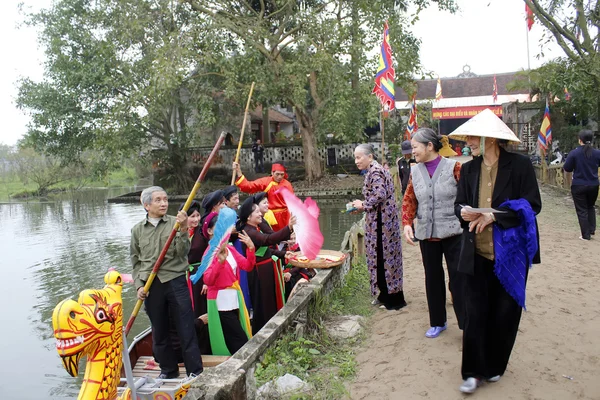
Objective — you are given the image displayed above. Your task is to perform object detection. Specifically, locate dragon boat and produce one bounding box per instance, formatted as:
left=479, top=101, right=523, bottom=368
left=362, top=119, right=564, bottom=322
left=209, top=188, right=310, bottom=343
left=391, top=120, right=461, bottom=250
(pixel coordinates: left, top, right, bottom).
left=52, top=270, right=228, bottom=400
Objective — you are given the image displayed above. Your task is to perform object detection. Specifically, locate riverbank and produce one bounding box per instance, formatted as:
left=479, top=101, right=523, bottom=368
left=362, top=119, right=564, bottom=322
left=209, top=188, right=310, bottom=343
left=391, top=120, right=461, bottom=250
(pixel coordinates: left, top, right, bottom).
left=108, top=173, right=365, bottom=203
left=349, top=187, right=600, bottom=400
left=0, top=167, right=146, bottom=201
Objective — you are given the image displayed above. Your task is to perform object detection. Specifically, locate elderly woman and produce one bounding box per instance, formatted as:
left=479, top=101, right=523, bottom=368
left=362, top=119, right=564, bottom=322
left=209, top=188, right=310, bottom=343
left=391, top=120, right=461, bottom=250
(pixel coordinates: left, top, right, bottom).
left=449, top=109, right=541, bottom=394
left=402, top=128, right=464, bottom=339
left=351, top=144, right=406, bottom=310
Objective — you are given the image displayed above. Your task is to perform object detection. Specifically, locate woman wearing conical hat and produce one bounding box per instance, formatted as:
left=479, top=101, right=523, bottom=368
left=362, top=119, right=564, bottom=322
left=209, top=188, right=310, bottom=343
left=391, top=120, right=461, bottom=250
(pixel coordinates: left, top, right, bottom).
left=449, top=109, right=542, bottom=394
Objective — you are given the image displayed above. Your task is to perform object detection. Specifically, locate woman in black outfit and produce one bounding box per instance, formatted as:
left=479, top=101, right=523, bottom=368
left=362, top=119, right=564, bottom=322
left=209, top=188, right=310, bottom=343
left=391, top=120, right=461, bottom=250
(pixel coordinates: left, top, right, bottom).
left=563, top=130, right=600, bottom=240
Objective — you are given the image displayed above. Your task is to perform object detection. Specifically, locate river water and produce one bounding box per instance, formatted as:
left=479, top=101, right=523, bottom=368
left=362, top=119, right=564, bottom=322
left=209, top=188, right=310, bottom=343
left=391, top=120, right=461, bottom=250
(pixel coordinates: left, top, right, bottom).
left=0, top=186, right=358, bottom=399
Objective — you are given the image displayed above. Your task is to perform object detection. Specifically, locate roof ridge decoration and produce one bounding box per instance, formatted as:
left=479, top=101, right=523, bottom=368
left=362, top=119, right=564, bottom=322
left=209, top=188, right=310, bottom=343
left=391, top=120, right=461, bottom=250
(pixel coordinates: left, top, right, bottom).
left=457, top=64, right=477, bottom=79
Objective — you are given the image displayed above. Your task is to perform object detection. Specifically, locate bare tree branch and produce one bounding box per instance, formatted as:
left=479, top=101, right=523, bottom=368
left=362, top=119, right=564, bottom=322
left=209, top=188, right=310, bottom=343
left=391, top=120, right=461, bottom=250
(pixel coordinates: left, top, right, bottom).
left=526, top=0, right=584, bottom=59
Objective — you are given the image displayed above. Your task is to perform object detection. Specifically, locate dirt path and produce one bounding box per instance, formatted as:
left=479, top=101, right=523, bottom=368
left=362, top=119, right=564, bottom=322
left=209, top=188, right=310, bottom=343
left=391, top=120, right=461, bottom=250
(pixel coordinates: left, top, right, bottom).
left=349, top=186, right=600, bottom=400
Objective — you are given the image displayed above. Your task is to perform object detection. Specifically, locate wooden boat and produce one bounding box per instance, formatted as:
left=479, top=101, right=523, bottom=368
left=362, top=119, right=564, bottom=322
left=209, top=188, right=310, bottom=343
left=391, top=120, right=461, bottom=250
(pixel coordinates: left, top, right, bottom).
left=117, top=327, right=229, bottom=399
left=52, top=270, right=228, bottom=400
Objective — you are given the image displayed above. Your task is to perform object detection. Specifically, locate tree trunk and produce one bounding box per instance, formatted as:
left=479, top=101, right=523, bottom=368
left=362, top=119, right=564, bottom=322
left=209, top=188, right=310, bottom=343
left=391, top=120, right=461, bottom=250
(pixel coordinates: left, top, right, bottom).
left=296, top=108, right=323, bottom=182
left=262, top=103, right=270, bottom=143
left=165, top=143, right=190, bottom=193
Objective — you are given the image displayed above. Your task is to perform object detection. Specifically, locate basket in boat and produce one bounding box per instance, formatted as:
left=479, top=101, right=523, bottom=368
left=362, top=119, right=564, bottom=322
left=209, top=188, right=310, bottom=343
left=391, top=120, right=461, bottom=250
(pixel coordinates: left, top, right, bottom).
left=288, top=250, right=347, bottom=269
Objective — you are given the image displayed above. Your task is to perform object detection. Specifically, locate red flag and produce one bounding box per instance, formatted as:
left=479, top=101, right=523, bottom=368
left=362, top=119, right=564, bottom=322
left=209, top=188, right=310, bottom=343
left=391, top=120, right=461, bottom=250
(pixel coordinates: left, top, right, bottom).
left=405, top=94, right=418, bottom=140
left=526, top=4, right=534, bottom=31
left=492, top=75, right=498, bottom=103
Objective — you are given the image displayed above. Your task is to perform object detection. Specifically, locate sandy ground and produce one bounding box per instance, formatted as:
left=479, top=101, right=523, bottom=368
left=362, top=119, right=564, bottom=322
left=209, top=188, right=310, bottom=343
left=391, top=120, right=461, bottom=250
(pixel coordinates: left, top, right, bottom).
left=349, top=186, right=600, bottom=400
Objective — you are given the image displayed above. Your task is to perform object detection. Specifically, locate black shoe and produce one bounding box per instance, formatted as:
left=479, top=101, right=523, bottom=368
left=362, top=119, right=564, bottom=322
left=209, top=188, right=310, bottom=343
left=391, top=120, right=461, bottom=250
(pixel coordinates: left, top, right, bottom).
left=157, top=372, right=180, bottom=379
left=393, top=301, right=408, bottom=310
left=384, top=301, right=407, bottom=311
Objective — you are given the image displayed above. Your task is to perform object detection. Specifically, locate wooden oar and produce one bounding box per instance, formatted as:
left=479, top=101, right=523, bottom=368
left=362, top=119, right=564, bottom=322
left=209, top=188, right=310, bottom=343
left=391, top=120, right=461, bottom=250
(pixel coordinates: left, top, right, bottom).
left=231, top=82, right=255, bottom=185
left=124, top=131, right=227, bottom=336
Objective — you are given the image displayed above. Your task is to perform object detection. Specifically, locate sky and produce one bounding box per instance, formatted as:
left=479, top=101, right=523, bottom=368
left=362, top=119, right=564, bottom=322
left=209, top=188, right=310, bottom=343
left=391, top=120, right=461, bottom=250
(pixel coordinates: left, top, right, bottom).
left=0, top=0, right=564, bottom=146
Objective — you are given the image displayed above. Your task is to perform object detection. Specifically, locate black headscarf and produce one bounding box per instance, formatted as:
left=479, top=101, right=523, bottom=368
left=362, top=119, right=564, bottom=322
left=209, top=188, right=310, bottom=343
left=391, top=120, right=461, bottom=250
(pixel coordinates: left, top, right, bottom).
left=223, top=185, right=238, bottom=200
left=178, top=200, right=202, bottom=216
left=236, top=196, right=256, bottom=231
left=201, top=190, right=224, bottom=216
left=253, top=192, right=267, bottom=205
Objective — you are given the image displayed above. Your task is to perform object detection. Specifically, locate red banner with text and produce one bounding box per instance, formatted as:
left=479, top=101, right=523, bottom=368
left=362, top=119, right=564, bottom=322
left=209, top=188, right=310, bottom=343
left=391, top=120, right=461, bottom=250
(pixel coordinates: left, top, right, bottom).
left=432, top=106, right=502, bottom=120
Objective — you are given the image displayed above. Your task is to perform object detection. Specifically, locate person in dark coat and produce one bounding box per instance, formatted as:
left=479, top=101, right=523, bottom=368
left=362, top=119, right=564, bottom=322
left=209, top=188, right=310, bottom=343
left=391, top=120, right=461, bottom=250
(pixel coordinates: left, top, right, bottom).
left=563, top=129, right=600, bottom=240
left=236, top=197, right=295, bottom=333
left=252, top=139, right=265, bottom=172
left=176, top=200, right=210, bottom=355
left=397, top=140, right=416, bottom=195
left=449, top=110, right=541, bottom=394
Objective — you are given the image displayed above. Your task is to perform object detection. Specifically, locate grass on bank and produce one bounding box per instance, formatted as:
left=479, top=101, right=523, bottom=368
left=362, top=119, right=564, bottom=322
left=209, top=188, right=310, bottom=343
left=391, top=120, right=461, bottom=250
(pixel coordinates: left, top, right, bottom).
left=254, top=260, right=373, bottom=399
left=0, top=167, right=140, bottom=200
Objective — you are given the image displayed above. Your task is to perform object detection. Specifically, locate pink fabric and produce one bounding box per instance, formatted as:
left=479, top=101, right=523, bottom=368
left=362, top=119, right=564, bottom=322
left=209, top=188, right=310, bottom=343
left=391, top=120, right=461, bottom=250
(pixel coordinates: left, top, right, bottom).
left=203, top=245, right=256, bottom=300
left=278, top=188, right=323, bottom=260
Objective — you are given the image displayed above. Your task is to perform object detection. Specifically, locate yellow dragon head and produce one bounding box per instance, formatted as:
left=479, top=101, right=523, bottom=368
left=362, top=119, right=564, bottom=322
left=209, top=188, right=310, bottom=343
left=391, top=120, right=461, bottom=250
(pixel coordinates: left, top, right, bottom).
left=52, top=270, right=124, bottom=399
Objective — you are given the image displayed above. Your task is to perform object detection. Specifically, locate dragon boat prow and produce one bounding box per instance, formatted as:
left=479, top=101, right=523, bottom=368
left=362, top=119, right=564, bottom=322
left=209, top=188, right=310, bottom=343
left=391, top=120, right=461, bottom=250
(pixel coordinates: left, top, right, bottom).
left=52, top=270, right=229, bottom=400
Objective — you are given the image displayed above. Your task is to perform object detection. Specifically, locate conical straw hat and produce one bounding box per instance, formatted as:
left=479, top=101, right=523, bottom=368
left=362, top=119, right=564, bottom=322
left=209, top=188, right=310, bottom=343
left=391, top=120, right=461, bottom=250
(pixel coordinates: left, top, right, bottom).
left=448, top=108, right=520, bottom=142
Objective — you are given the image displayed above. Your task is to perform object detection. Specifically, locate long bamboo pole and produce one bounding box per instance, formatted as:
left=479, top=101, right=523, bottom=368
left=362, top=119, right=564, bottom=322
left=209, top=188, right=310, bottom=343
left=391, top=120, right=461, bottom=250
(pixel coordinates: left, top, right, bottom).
left=231, top=82, right=256, bottom=185
left=124, top=131, right=227, bottom=336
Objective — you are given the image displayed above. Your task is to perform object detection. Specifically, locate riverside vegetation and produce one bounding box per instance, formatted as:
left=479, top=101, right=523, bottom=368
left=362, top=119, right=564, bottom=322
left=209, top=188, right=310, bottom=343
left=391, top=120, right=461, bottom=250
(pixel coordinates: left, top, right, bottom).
left=255, top=260, right=373, bottom=399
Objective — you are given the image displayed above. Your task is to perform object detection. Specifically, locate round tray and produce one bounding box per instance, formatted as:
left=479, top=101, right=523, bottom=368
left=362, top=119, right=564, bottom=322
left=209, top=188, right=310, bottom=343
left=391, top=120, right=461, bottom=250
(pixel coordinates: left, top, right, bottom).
left=288, top=250, right=347, bottom=269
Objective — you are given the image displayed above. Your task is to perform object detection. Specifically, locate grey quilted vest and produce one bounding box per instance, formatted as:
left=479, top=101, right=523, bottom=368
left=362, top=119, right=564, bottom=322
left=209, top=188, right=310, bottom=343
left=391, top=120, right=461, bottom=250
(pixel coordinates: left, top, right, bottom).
left=412, top=157, right=462, bottom=240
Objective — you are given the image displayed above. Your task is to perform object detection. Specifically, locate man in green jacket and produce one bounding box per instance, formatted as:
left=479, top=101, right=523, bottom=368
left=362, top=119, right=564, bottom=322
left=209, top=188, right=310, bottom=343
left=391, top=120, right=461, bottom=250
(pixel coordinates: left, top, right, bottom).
left=130, top=186, right=203, bottom=379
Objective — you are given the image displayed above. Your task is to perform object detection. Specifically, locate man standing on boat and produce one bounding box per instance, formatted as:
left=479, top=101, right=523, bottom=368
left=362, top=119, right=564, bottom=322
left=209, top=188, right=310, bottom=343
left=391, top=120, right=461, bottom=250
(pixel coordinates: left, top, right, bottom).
left=232, top=161, right=294, bottom=231
left=130, top=186, right=204, bottom=379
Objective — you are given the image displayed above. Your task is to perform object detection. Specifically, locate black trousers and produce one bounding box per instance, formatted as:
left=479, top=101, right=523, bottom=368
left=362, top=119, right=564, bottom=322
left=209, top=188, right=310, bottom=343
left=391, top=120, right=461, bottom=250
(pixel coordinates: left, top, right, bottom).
left=419, top=235, right=464, bottom=328
left=571, top=184, right=599, bottom=239
left=461, top=254, right=525, bottom=380
left=376, top=209, right=405, bottom=309
left=220, top=309, right=249, bottom=354
left=144, top=275, right=203, bottom=376
left=254, top=156, right=264, bottom=173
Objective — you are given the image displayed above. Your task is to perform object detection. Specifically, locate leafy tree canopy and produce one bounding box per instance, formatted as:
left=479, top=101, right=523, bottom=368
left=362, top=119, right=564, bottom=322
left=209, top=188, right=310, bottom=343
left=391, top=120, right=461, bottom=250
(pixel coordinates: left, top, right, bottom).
left=18, top=0, right=457, bottom=185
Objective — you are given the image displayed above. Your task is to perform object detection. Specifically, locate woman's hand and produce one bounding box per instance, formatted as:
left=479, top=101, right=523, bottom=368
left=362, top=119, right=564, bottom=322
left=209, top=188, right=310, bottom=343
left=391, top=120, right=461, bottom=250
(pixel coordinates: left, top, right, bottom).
left=216, top=243, right=228, bottom=264
left=285, top=251, right=295, bottom=261
left=460, top=206, right=480, bottom=222
left=351, top=200, right=364, bottom=211
left=201, top=284, right=208, bottom=295
left=403, top=225, right=418, bottom=246
left=288, top=215, right=297, bottom=229
left=238, top=231, right=255, bottom=251
left=468, top=213, right=494, bottom=234
left=198, top=313, right=208, bottom=325
left=284, top=272, right=292, bottom=282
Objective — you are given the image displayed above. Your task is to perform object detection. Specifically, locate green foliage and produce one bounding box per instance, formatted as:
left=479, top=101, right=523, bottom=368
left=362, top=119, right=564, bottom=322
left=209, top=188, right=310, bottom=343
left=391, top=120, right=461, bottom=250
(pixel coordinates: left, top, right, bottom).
left=17, top=0, right=237, bottom=191
left=508, top=60, right=595, bottom=152
left=255, top=261, right=373, bottom=399
left=185, top=0, right=457, bottom=180
left=524, top=1, right=600, bottom=133
left=19, top=0, right=457, bottom=186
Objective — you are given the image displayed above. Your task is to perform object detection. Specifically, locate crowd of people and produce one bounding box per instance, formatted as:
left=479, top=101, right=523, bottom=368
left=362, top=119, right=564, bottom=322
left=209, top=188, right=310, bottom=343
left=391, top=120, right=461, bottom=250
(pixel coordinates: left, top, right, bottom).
left=129, top=111, right=597, bottom=395
left=352, top=110, right=546, bottom=394
left=130, top=161, right=313, bottom=380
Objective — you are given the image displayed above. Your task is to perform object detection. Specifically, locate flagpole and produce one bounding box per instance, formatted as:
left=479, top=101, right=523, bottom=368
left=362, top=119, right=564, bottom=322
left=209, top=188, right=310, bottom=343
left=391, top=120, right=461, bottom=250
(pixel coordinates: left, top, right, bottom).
left=526, top=13, right=532, bottom=91
left=380, top=107, right=386, bottom=164
left=526, top=24, right=531, bottom=71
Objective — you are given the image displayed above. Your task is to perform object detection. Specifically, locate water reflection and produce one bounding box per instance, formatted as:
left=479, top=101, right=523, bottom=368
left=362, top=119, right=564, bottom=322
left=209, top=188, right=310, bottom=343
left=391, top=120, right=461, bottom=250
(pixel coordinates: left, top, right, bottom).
left=0, top=187, right=359, bottom=399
